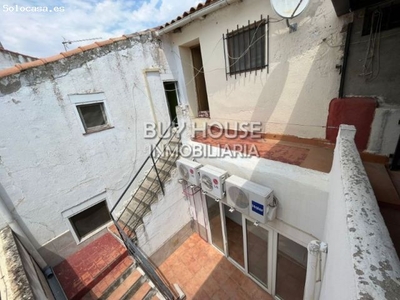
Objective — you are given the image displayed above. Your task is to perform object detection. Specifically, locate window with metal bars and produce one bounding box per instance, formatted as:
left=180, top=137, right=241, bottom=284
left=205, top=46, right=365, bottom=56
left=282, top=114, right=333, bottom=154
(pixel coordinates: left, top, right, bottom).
left=225, top=18, right=267, bottom=76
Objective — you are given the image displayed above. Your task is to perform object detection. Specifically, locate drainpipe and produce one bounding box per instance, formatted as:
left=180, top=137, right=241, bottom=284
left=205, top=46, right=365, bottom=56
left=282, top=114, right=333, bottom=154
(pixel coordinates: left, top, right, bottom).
left=304, top=240, right=328, bottom=300
left=156, top=0, right=241, bottom=36
left=315, top=242, right=328, bottom=299
left=0, top=194, right=47, bottom=269
left=143, top=68, right=160, bottom=129
left=338, top=22, right=353, bottom=98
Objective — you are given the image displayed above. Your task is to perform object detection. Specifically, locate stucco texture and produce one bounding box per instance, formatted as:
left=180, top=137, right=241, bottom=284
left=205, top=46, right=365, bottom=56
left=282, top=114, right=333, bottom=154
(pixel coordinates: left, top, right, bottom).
left=165, top=0, right=350, bottom=139
left=0, top=35, right=172, bottom=248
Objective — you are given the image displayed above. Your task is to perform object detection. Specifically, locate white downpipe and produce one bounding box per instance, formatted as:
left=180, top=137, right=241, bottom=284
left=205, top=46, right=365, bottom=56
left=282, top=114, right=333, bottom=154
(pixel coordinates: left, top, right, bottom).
left=156, top=0, right=241, bottom=36
left=0, top=194, right=47, bottom=269
left=304, top=240, right=328, bottom=300
left=143, top=68, right=160, bottom=129
left=304, top=240, right=320, bottom=300
left=315, top=242, right=328, bottom=299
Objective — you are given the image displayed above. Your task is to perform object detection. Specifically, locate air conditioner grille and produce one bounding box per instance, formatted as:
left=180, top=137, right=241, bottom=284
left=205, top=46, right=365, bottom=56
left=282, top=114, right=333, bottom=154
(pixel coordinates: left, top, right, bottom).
left=228, top=186, right=249, bottom=209
left=201, top=175, right=213, bottom=192
left=179, top=165, right=189, bottom=180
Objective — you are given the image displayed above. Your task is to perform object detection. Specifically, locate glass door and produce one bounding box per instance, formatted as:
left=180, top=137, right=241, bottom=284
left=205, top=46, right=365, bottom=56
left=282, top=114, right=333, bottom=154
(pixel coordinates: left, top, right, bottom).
left=246, top=219, right=271, bottom=289
left=205, top=195, right=224, bottom=252
left=275, top=234, right=308, bottom=300
left=223, top=204, right=245, bottom=268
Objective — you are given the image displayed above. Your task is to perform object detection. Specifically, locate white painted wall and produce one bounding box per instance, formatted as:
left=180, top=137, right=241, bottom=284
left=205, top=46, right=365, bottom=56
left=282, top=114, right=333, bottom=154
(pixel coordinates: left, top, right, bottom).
left=177, top=107, right=329, bottom=240
left=163, top=0, right=350, bottom=139
left=320, top=125, right=400, bottom=299
left=0, top=35, right=173, bottom=250
left=367, top=106, right=400, bottom=156
left=136, top=170, right=191, bottom=256
left=0, top=50, right=36, bottom=70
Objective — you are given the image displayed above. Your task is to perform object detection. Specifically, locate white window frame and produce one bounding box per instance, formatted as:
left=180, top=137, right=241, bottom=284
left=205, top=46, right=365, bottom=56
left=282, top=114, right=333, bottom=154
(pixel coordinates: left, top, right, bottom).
left=61, top=191, right=112, bottom=244
left=69, top=93, right=113, bottom=134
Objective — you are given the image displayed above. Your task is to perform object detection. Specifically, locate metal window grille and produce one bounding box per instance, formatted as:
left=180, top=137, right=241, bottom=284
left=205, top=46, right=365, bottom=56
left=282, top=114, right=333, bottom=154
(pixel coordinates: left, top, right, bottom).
left=223, top=15, right=269, bottom=79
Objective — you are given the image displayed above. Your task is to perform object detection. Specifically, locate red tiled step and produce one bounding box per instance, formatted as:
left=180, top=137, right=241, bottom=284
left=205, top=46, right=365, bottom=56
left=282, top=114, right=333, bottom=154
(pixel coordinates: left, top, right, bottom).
left=54, top=233, right=128, bottom=300
left=82, top=255, right=135, bottom=299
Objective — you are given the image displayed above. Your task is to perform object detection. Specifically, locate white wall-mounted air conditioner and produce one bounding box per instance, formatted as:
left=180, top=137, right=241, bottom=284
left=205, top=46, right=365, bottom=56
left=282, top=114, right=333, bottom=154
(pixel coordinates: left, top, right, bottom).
left=226, top=175, right=274, bottom=223
left=199, top=165, right=228, bottom=200
left=176, top=158, right=202, bottom=186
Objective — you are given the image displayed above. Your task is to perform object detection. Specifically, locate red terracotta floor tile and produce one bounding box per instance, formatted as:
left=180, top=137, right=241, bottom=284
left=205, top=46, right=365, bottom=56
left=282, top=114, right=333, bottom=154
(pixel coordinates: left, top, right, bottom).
left=54, top=232, right=128, bottom=300
left=159, top=233, right=273, bottom=300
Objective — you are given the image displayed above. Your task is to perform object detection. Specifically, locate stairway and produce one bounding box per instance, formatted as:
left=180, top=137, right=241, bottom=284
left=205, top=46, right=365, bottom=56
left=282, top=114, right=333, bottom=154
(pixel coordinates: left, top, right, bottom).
left=82, top=256, right=165, bottom=300
left=116, top=131, right=181, bottom=239
left=109, top=120, right=183, bottom=300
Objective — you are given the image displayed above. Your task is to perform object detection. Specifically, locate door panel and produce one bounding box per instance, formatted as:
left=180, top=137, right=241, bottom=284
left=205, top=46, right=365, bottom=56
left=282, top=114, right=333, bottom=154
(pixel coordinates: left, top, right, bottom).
left=246, top=219, right=269, bottom=288
left=275, top=234, right=308, bottom=300
left=205, top=196, right=224, bottom=251
left=223, top=205, right=245, bottom=268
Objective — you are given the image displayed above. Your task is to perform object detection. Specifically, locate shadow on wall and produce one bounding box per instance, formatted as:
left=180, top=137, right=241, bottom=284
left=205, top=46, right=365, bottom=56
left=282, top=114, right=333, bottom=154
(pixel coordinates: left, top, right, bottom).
left=0, top=182, right=43, bottom=249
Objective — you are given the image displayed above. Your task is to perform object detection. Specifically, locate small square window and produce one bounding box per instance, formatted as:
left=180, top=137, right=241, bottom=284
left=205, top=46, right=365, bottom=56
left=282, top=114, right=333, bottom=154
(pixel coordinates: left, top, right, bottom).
left=69, top=200, right=111, bottom=241
left=226, top=20, right=266, bottom=75
left=76, top=102, right=109, bottom=133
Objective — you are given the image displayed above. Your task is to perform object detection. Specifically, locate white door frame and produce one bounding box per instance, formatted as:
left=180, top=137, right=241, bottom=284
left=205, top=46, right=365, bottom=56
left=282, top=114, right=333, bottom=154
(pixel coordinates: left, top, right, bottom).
left=202, top=194, right=315, bottom=299
left=243, top=215, right=274, bottom=294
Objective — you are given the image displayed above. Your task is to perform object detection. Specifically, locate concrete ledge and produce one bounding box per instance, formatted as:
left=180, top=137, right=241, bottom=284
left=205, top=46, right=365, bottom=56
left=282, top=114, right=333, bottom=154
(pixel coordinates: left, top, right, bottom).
left=0, top=226, right=34, bottom=299
left=322, top=125, right=400, bottom=300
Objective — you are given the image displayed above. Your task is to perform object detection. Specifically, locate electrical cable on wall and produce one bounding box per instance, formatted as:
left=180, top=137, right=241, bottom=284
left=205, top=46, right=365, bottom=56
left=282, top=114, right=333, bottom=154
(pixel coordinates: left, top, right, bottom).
left=359, top=8, right=382, bottom=81
left=163, top=16, right=277, bottom=93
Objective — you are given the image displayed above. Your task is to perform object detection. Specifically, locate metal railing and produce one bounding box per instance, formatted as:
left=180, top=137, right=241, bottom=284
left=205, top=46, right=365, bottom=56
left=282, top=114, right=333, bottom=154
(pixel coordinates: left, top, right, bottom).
left=109, top=117, right=181, bottom=300
left=114, top=222, right=178, bottom=300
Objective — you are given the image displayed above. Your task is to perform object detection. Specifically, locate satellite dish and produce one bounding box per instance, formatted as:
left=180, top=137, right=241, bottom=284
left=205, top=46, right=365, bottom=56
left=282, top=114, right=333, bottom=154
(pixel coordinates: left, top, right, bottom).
left=270, top=0, right=309, bottom=33
left=270, top=0, right=310, bottom=19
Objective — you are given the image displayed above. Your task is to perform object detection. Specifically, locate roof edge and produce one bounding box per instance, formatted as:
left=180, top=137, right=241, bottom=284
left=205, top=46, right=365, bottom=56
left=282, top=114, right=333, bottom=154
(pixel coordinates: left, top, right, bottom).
left=0, top=29, right=156, bottom=79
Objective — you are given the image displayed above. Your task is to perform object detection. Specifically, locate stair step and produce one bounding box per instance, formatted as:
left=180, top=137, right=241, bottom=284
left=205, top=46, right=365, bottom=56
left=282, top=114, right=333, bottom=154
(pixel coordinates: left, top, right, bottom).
left=133, top=188, right=158, bottom=204
left=99, top=261, right=136, bottom=299
left=119, top=211, right=143, bottom=231
left=141, top=178, right=161, bottom=192
left=81, top=255, right=134, bottom=299
left=129, top=281, right=152, bottom=300
left=143, top=289, right=158, bottom=300
left=147, top=171, right=170, bottom=184
left=139, top=186, right=157, bottom=197
left=108, top=269, right=144, bottom=299
left=157, top=158, right=176, bottom=168
left=155, top=160, right=175, bottom=172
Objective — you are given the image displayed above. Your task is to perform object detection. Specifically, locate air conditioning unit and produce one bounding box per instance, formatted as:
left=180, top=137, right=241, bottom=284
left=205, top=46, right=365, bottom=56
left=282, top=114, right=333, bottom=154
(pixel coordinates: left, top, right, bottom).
left=199, top=165, right=228, bottom=200
left=226, top=175, right=274, bottom=223
left=176, top=158, right=202, bottom=186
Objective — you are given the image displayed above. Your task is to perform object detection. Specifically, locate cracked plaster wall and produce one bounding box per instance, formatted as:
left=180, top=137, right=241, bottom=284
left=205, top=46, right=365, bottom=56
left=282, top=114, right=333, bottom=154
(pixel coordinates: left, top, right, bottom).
left=0, top=51, right=36, bottom=71
left=0, top=35, right=174, bottom=255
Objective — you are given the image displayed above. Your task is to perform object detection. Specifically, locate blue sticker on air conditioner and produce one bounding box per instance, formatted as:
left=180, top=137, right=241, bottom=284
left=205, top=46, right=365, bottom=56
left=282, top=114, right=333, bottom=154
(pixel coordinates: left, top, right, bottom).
left=252, top=201, right=264, bottom=216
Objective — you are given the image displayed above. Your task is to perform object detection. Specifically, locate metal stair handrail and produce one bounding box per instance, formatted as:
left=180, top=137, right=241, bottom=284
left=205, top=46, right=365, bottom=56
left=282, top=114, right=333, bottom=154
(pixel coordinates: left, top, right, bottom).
left=123, top=129, right=180, bottom=234
left=110, top=117, right=178, bottom=218
left=109, top=117, right=181, bottom=300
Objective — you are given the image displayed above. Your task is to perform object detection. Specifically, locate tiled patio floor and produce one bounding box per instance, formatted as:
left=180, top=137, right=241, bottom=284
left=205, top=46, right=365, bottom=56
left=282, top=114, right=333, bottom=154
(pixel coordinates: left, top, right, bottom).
left=159, top=233, right=273, bottom=300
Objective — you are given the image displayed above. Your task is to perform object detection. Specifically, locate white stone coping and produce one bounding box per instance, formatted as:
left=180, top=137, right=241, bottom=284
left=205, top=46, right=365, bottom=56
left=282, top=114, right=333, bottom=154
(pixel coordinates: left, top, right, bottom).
left=337, top=125, right=400, bottom=299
